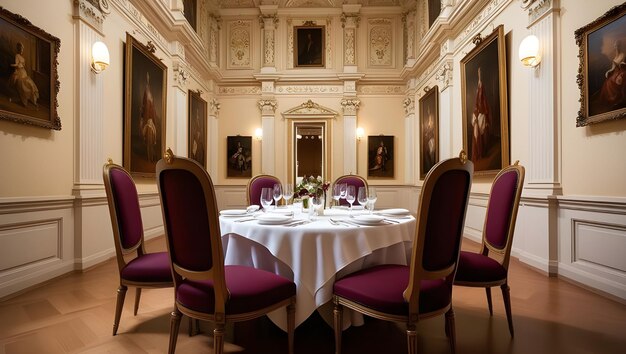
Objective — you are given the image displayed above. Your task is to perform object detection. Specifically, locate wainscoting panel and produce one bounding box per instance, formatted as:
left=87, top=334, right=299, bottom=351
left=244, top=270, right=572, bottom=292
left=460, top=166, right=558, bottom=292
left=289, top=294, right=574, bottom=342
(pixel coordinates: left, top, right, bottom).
left=0, top=219, right=61, bottom=272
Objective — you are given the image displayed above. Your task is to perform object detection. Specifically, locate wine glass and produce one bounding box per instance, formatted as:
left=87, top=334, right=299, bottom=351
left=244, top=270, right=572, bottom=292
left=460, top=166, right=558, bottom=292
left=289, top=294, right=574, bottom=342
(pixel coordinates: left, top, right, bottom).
left=260, top=188, right=273, bottom=212
left=273, top=183, right=283, bottom=209
left=339, top=183, right=348, bottom=204
left=332, top=184, right=342, bottom=208
left=367, top=187, right=377, bottom=214
left=283, top=183, right=294, bottom=206
left=346, top=185, right=356, bottom=214
left=357, top=186, right=368, bottom=210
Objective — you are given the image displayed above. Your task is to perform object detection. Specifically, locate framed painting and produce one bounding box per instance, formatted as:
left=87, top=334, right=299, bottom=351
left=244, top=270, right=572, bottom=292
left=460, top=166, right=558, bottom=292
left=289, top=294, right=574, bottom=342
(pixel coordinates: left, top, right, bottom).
left=188, top=90, right=206, bottom=168
left=460, top=25, right=509, bottom=174
left=227, top=136, right=252, bottom=178
left=367, top=135, right=394, bottom=178
left=182, top=0, right=197, bottom=31
left=294, top=25, right=325, bottom=67
left=0, top=6, right=61, bottom=130
left=123, top=32, right=167, bottom=178
left=575, top=3, right=626, bottom=127
left=419, top=86, right=439, bottom=179
left=428, top=0, right=441, bottom=28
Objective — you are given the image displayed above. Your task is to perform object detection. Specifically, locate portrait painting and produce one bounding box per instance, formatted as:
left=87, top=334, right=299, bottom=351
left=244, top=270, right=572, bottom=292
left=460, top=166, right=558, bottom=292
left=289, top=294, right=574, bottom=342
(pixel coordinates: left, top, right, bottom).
left=227, top=136, right=252, bottom=178
left=367, top=135, right=394, bottom=178
left=0, top=6, right=61, bottom=130
left=428, top=0, right=441, bottom=28
left=123, top=33, right=167, bottom=178
left=575, top=3, right=626, bottom=126
left=419, top=86, right=439, bottom=179
left=294, top=25, right=325, bottom=68
left=460, top=25, right=509, bottom=174
left=182, top=0, right=197, bottom=31
left=188, top=90, right=206, bottom=168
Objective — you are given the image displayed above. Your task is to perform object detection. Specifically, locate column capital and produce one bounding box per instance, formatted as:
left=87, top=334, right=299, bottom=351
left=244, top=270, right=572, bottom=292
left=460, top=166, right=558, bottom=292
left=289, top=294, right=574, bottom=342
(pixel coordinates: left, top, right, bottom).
left=258, top=99, right=277, bottom=114
left=341, top=98, right=361, bottom=115
left=521, top=0, right=558, bottom=27
left=436, top=61, right=453, bottom=91
left=73, top=0, right=109, bottom=34
left=403, top=97, right=415, bottom=115
left=209, top=98, right=221, bottom=116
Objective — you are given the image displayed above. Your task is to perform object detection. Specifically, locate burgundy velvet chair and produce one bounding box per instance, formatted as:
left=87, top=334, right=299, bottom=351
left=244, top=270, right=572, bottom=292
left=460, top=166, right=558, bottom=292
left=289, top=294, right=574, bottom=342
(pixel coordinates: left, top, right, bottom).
left=331, top=174, right=368, bottom=206
left=333, top=152, right=474, bottom=354
left=246, top=174, right=281, bottom=206
left=454, top=161, right=525, bottom=337
left=103, top=160, right=173, bottom=336
left=156, top=149, right=296, bottom=354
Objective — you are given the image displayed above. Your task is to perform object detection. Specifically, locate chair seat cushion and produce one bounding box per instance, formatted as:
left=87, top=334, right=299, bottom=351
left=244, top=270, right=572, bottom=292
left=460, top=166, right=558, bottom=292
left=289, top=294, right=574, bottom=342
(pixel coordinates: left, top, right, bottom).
left=121, top=251, right=172, bottom=283
left=176, top=265, right=296, bottom=315
left=333, top=264, right=451, bottom=316
left=455, top=251, right=507, bottom=283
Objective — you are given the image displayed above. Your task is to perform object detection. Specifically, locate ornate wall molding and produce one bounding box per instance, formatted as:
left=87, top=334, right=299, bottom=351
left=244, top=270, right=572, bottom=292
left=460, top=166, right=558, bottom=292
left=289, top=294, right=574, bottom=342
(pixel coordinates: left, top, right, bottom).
left=282, top=100, right=338, bottom=118
left=73, top=0, right=108, bottom=33
left=208, top=14, right=221, bottom=63
left=455, top=0, right=509, bottom=51
left=111, top=0, right=168, bottom=51
left=344, top=28, right=356, bottom=65
left=218, top=86, right=261, bottom=95
left=357, top=85, right=404, bottom=94
left=403, top=97, right=415, bottom=115
left=276, top=85, right=342, bottom=94
left=173, top=62, right=189, bottom=88
left=208, top=98, right=221, bottom=116
left=258, top=99, right=278, bottom=114
left=227, top=20, right=252, bottom=69
left=368, top=18, right=393, bottom=67
left=340, top=98, right=361, bottom=115
left=435, top=60, right=453, bottom=90
left=341, top=13, right=361, bottom=28
left=402, top=11, right=416, bottom=62
left=521, top=0, right=554, bottom=25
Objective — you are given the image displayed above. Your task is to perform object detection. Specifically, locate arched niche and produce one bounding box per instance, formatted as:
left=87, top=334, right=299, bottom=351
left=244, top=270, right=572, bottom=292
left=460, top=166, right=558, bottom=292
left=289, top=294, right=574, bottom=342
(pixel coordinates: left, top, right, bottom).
left=282, top=100, right=338, bottom=185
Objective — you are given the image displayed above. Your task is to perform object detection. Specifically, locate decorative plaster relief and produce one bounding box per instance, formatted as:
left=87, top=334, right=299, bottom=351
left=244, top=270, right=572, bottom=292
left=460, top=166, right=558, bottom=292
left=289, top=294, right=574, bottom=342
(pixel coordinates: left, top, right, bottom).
left=258, top=99, right=278, bottom=115
left=264, top=30, right=275, bottom=66
left=282, top=100, right=338, bottom=117
left=521, top=0, right=553, bottom=24
left=209, top=98, right=221, bottom=116
left=218, top=86, right=262, bottom=95
left=357, top=85, right=404, bottom=94
left=436, top=61, right=453, bottom=90
left=262, top=81, right=274, bottom=93
left=74, top=0, right=107, bottom=31
left=173, top=63, right=189, bottom=87
left=403, top=97, right=415, bottom=114
left=341, top=98, right=361, bottom=115
left=344, top=28, right=356, bottom=65
left=368, top=18, right=393, bottom=67
left=402, top=11, right=416, bottom=61
left=456, top=0, right=507, bottom=50
left=227, top=20, right=251, bottom=69
left=276, top=85, right=341, bottom=94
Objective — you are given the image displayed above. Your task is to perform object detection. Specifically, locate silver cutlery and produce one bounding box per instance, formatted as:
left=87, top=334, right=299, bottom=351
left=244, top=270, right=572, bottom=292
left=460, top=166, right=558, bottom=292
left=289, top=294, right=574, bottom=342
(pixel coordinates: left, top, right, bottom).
left=234, top=217, right=256, bottom=223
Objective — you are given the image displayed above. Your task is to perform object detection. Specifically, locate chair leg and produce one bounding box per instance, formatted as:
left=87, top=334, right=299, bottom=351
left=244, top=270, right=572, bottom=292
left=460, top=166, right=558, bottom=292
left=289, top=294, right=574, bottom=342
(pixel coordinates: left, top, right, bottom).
left=406, top=324, right=417, bottom=354
left=485, top=287, right=493, bottom=316
left=113, top=285, right=127, bottom=335
left=188, top=317, right=200, bottom=336
left=133, top=287, right=142, bottom=316
left=445, top=308, right=456, bottom=354
left=333, top=299, right=343, bottom=354
left=168, top=308, right=182, bottom=354
left=214, top=324, right=225, bottom=354
left=501, top=283, right=515, bottom=337
left=287, top=301, right=296, bottom=354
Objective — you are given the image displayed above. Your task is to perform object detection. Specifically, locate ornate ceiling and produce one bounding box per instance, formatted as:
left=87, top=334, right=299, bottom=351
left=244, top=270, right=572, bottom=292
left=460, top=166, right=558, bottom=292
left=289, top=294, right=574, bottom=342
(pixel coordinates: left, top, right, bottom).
left=210, top=0, right=407, bottom=9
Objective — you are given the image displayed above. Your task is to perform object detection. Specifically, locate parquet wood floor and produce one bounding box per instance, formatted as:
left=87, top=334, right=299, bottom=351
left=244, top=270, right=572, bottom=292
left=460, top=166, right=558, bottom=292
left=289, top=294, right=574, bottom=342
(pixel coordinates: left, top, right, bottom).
left=1, top=237, right=624, bottom=354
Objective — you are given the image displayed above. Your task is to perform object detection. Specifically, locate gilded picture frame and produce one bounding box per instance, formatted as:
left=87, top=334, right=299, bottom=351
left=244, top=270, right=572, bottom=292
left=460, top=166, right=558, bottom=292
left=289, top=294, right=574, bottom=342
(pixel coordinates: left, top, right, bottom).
left=460, top=25, right=509, bottom=174
left=419, top=86, right=439, bottom=179
left=227, top=136, right=252, bottom=178
left=294, top=25, right=325, bottom=68
left=367, top=135, right=394, bottom=178
left=575, top=3, right=626, bottom=127
left=123, top=33, right=167, bottom=178
left=188, top=90, right=207, bottom=168
left=0, top=6, right=61, bottom=130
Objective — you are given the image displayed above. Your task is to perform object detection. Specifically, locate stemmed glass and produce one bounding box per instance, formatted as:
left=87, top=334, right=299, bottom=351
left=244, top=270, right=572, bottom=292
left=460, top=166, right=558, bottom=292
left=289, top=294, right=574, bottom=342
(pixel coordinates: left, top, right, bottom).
left=357, top=187, right=368, bottom=211
left=260, top=188, right=273, bottom=212
left=332, top=184, right=342, bottom=208
left=339, top=183, right=348, bottom=205
left=367, top=187, right=377, bottom=214
left=283, top=183, right=294, bottom=207
left=273, top=183, right=283, bottom=209
left=346, top=185, right=356, bottom=214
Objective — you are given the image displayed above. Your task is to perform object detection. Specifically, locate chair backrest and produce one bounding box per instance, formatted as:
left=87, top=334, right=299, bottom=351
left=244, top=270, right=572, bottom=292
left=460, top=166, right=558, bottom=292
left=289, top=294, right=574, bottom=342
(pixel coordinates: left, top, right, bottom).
left=481, top=162, right=525, bottom=269
left=247, top=174, right=281, bottom=206
left=403, top=152, right=473, bottom=313
left=156, top=149, right=229, bottom=313
left=332, top=174, right=368, bottom=206
left=103, top=160, right=146, bottom=271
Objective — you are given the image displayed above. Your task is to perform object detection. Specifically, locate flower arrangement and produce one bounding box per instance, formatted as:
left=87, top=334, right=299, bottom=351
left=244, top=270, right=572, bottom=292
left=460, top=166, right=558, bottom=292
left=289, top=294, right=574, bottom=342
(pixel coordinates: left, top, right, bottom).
left=295, top=175, right=330, bottom=208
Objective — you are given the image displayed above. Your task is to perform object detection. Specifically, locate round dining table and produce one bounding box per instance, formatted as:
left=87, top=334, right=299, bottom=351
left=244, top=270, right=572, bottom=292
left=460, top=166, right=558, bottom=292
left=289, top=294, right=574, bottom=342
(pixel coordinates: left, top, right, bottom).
left=219, top=208, right=416, bottom=331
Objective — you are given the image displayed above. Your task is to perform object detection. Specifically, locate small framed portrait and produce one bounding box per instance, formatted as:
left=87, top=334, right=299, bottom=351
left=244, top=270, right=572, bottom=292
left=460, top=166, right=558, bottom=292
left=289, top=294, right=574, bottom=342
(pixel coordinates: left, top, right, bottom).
left=227, top=136, right=252, bottom=178
left=0, top=7, right=61, bottom=130
left=575, top=3, right=626, bottom=127
left=367, top=135, right=394, bottom=178
left=123, top=33, right=167, bottom=178
left=188, top=90, right=206, bottom=168
left=460, top=25, right=509, bottom=174
left=182, top=0, right=197, bottom=31
left=419, top=86, right=439, bottom=179
left=294, top=25, right=325, bottom=68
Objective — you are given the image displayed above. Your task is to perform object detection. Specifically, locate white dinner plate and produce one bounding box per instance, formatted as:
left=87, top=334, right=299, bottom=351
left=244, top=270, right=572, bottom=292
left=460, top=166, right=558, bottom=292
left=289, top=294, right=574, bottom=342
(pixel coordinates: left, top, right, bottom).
left=352, top=215, right=385, bottom=225
left=268, top=208, right=294, bottom=216
left=377, top=208, right=410, bottom=217
left=256, top=214, right=293, bottom=225
left=220, top=209, right=248, bottom=217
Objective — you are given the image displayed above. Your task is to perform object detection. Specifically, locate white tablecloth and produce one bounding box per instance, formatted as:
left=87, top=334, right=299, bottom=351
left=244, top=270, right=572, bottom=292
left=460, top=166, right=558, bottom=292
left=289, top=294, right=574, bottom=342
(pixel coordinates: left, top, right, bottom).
left=220, top=209, right=416, bottom=330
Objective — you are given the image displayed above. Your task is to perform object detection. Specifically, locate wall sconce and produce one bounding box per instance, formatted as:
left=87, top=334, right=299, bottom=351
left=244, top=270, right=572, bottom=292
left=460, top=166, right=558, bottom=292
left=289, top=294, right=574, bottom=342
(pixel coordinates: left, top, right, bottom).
left=356, top=127, right=365, bottom=141
left=254, top=128, right=263, bottom=141
left=519, top=35, right=541, bottom=68
left=91, top=41, right=110, bottom=74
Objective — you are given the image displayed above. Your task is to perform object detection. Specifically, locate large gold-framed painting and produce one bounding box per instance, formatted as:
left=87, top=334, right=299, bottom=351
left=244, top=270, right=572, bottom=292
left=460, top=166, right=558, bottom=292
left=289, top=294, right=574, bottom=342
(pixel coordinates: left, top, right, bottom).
left=460, top=25, right=509, bottom=174
left=188, top=90, right=206, bottom=168
left=0, top=6, right=61, bottom=130
left=123, top=33, right=167, bottom=178
left=294, top=25, right=325, bottom=67
left=419, top=86, right=439, bottom=179
left=575, top=3, right=626, bottom=127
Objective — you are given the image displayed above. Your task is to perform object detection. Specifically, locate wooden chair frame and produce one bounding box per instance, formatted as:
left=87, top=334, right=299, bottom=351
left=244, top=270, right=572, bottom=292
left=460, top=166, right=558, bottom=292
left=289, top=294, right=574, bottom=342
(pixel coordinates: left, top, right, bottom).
left=246, top=174, right=282, bottom=205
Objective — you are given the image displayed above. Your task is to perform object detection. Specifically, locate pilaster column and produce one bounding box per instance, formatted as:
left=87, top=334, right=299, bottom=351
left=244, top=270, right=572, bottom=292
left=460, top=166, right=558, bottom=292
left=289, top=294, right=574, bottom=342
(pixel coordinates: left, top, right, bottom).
left=259, top=6, right=279, bottom=73
left=258, top=99, right=277, bottom=174
left=435, top=57, right=454, bottom=159
left=402, top=10, right=416, bottom=67
left=403, top=80, right=416, bottom=184
left=208, top=14, right=221, bottom=65
left=171, top=51, right=189, bottom=157
left=208, top=98, right=220, bottom=178
left=341, top=5, right=361, bottom=73
left=341, top=98, right=360, bottom=175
